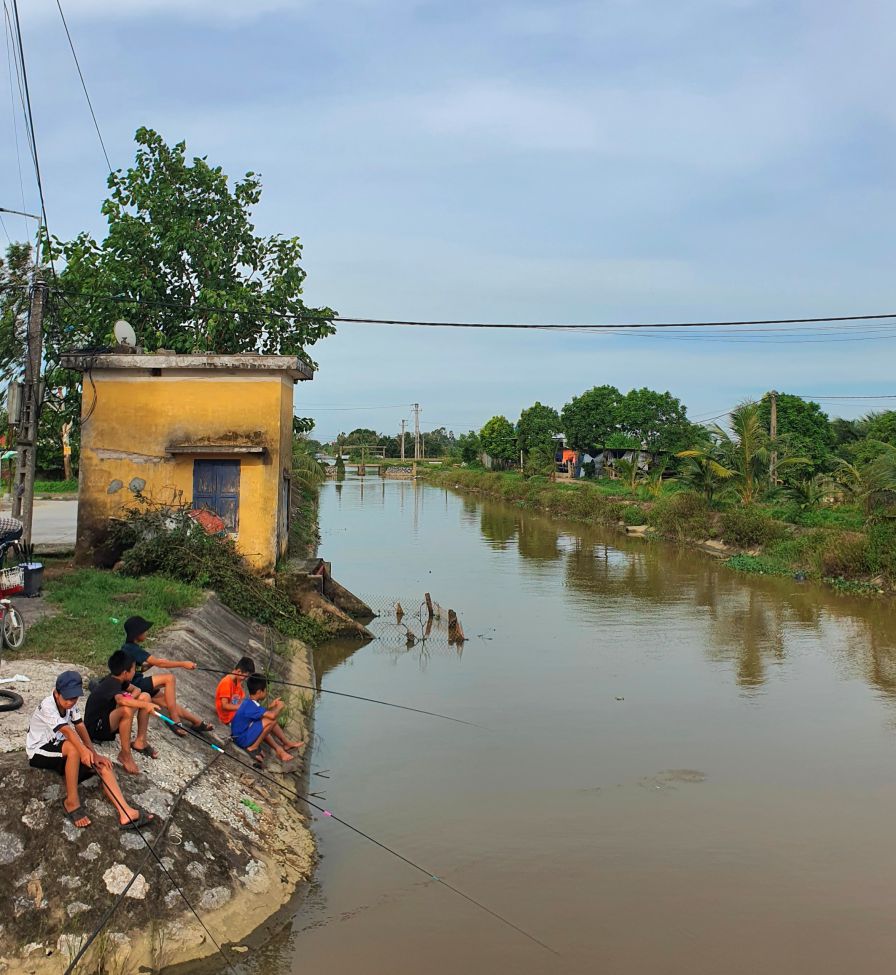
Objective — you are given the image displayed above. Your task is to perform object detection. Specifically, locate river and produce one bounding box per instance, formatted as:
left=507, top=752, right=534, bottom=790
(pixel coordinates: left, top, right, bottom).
left=251, top=474, right=896, bottom=975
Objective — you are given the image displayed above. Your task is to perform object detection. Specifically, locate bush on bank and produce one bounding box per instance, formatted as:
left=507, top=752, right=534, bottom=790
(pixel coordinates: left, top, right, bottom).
left=423, top=465, right=896, bottom=592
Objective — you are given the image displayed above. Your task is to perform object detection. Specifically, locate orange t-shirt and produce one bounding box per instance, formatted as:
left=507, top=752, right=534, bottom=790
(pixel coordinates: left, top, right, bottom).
left=215, top=674, right=245, bottom=724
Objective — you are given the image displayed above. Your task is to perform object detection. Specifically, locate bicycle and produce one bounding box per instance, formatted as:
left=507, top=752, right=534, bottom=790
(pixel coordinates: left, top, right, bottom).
left=0, top=516, right=27, bottom=651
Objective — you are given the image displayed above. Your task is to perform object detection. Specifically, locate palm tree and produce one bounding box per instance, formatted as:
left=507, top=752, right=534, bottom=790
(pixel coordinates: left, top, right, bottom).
left=834, top=444, right=896, bottom=518
left=711, top=402, right=808, bottom=505
left=675, top=448, right=734, bottom=504
left=612, top=456, right=644, bottom=491
left=292, top=441, right=327, bottom=490
left=777, top=474, right=830, bottom=511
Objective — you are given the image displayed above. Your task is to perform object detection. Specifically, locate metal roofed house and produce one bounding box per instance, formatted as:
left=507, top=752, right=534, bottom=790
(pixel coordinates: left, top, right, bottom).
left=60, top=351, right=312, bottom=572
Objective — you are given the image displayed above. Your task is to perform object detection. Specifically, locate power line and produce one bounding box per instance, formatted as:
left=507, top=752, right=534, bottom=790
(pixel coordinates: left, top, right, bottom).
left=48, top=286, right=896, bottom=333
left=54, top=0, right=112, bottom=174
left=3, top=1, right=28, bottom=239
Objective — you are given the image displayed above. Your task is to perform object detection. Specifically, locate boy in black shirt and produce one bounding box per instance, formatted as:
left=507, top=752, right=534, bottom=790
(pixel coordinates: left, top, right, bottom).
left=122, top=616, right=213, bottom=738
left=84, top=650, right=157, bottom=775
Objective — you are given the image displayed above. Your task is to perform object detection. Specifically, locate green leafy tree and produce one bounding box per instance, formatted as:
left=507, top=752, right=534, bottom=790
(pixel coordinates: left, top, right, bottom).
left=517, top=401, right=560, bottom=456
left=456, top=431, right=481, bottom=463
left=479, top=415, right=517, bottom=466
left=617, top=388, right=692, bottom=452
left=864, top=411, right=896, bottom=445
left=560, top=385, right=622, bottom=451
left=523, top=444, right=556, bottom=478
left=0, top=242, right=33, bottom=384
left=51, top=128, right=334, bottom=360
left=756, top=393, right=833, bottom=470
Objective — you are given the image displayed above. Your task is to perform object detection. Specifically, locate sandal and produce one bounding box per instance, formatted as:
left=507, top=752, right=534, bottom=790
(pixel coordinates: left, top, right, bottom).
left=133, top=743, right=159, bottom=759
left=167, top=722, right=188, bottom=738
left=191, top=721, right=214, bottom=733
left=245, top=749, right=265, bottom=769
left=120, top=809, right=157, bottom=831
left=62, top=802, right=90, bottom=828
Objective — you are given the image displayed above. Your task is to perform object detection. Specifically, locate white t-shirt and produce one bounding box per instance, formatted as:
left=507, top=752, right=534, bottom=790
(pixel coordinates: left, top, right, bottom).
left=26, top=694, right=82, bottom=759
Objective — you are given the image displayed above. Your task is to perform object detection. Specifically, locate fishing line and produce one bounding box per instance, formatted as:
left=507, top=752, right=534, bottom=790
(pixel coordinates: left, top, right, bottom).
left=196, top=667, right=479, bottom=727
left=63, top=751, right=237, bottom=975
left=153, top=712, right=557, bottom=955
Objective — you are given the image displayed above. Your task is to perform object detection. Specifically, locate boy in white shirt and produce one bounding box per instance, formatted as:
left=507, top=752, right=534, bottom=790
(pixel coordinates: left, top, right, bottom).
left=26, top=670, right=155, bottom=830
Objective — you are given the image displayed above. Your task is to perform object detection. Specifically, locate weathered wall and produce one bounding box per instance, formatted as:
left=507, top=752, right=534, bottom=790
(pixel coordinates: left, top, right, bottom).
left=76, top=370, right=293, bottom=571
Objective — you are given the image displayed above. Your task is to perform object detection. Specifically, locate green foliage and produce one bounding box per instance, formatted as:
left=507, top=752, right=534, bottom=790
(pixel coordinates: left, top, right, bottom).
left=817, top=532, right=870, bottom=578
left=616, top=387, right=693, bottom=453
left=109, top=502, right=326, bottom=645
left=719, top=508, right=786, bottom=548
left=561, top=385, right=622, bottom=451
left=863, top=411, right=896, bottom=446
left=867, top=522, right=896, bottom=580
left=757, top=392, right=833, bottom=470
left=0, top=242, right=33, bottom=385
left=34, top=478, right=78, bottom=494
left=775, top=474, right=829, bottom=511
left=621, top=504, right=647, bottom=526
left=726, top=553, right=792, bottom=576
left=675, top=447, right=734, bottom=503
left=479, top=415, right=517, bottom=465
left=517, top=401, right=560, bottom=455
left=456, top=430, right=481, bottom=463
left=648, top=490, right=713, bottom=540
left=22, top=568, right=202, bottom=666
left=523, top=444, right=555, bottom=478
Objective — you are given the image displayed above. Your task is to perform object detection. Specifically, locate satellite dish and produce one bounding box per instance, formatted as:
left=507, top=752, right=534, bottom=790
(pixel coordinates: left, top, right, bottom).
left=113, top=319, right=137, bottom=347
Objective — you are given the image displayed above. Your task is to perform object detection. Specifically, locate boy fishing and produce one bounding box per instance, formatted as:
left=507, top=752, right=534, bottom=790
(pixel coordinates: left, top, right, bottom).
left=122, top=615, right=214, bottom=738
left=230, top=675, right=303, bottom=766
left=26, top=670, right=155, bottom=829
left=84, top=650, right=158, bottom=774
left=214, top=656, right=255, bottom=725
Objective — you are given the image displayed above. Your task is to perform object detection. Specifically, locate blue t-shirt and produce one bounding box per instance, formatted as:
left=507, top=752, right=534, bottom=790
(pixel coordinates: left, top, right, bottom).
left=231, top=698, right=265, bottom=741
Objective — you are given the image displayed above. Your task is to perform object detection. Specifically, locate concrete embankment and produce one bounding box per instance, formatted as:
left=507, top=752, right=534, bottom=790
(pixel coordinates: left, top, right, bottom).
left=0, top=595, right=316, bottom=974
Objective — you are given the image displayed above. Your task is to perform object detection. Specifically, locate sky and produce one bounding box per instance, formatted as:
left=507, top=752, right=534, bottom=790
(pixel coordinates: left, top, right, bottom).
left=2, top=0, right=895, bottom=440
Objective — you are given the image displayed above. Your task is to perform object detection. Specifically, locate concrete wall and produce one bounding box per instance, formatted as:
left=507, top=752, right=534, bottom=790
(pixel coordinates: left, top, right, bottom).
left=76, top=368, right=293, bottom=571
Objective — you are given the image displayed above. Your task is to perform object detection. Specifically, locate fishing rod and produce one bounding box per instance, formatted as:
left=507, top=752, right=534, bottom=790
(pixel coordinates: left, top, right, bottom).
left=153, top=712, right=557, bottom=956
left=64, top=752, right=238, bottom=975
left=197, top=667, right=479, bottom=727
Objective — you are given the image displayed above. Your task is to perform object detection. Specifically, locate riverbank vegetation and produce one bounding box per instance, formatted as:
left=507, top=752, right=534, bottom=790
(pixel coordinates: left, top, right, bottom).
left=423, top=387, right=896, bottom=593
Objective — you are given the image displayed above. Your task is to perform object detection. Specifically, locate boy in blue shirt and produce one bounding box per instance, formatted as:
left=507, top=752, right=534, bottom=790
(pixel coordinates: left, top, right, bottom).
left=230, top=675, right=297, bottom=766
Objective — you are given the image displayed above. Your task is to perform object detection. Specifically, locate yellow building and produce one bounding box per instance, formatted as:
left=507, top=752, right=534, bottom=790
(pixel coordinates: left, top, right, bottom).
left=60, top=352, right=312, bottom=572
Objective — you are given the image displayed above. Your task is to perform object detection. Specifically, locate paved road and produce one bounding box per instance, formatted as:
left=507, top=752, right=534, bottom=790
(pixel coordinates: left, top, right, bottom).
left=0, top=498, right=78, bottom=550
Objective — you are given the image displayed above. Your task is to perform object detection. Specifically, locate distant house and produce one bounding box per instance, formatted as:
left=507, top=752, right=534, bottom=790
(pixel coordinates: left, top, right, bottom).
left=60, top=352, right=312, bottom=572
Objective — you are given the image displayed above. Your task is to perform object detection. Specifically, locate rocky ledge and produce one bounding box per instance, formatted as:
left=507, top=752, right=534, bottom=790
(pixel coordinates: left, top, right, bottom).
left=0, top=596, right=315, bottom=974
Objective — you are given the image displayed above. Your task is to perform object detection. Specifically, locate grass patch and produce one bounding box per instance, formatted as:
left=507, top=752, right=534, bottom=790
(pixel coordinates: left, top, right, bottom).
left=726, top=553, right=793, bottom=577
left=19, top=568, right=203, bottom=669
left=33, top=479, right=78, bottom=494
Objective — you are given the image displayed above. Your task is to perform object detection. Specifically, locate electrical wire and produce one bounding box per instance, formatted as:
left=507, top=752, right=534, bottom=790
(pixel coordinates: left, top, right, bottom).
left=2, top=2, right=28, bottom=240
left=54, top=0, right=112, bottom=174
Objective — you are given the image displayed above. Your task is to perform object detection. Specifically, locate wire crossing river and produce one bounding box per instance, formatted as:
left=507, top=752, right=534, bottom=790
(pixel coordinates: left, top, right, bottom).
left=246, top=475, right=896, bottom=975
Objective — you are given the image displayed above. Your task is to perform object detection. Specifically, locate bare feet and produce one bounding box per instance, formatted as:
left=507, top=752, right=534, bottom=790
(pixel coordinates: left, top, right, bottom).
left=63, top=798, right=91, bottom=828
left=274, top=746, right=292, bottom=762
left=118, top=750, right=139, bottom=775
left=285, top=740, right=304, bottom=750
left=117, top=805, right=141, bottom=826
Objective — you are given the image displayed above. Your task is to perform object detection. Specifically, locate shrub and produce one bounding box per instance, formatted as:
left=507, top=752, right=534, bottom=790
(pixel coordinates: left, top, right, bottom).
left=867, top=522, right=896, bottom=582
left=726, top=554, right=791, bottom=576
left=648, top=491, right=713, bottom=540
left=719, top=508, right=786, bottom=548
left=622, top=504, right=647, bottom=526
left=815, top=531, right=870, bottom=578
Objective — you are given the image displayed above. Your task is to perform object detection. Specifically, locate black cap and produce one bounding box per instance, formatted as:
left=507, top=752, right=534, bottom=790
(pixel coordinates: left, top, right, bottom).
left=55, top=670, right=84, bottom=699
left=124, top=615, right=153, bottom=641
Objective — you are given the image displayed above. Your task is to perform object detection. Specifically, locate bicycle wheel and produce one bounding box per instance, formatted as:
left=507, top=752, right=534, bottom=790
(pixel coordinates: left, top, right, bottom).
left=2, top=606, right=25, bottom=650
left=0, top=688, right=23, bottom=711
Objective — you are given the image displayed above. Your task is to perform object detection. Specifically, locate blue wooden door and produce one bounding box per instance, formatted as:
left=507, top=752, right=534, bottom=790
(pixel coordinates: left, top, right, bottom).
left=193, top=460, right=240, bottom=531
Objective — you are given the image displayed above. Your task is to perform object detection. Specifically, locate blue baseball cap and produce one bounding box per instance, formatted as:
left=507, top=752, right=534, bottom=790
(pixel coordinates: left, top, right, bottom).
left=55, top=671, right=84, bottom=699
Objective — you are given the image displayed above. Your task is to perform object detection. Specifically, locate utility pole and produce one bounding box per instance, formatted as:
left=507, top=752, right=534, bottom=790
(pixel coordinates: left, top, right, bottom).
left=769, top=390, right=778, bottom=486
left=421, top=434, right=425, bottom=460
left=413, top=403, right=421, bottom=461
left=12, top=276, right=47, bottom=544
left=400, top=419, right=406, bottom=461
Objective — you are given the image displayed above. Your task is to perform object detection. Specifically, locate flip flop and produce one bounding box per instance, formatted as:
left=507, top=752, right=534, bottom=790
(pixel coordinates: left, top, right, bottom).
left=62, top=802, right=90, bottom=828
left=245, top=749, right=265, bottom=769
left=133, top=743, right=158, bottom=759
left=120, top=809, right=157, bottom=831
left=191, top=721, right=214, bottom=733
left=167, top=722, right=188, bottom=738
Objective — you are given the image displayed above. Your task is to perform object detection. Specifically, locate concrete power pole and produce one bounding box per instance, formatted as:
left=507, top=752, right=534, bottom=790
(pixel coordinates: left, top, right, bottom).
left=413, top=403, right=421, bottom=461
left=12, top=276, right=47, bottom=545
left=400, top=418, right=406, bottom=461
left=769, top=390, right=778, bottom=486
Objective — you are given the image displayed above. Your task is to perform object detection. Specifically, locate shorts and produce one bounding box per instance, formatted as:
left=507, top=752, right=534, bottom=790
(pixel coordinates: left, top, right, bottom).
left=86, top=715, right=116, bottom=743
left=29, top=741, right=96, bottom=781
left=131, top=675, right=156, bottom=696
left=232, top=719, right=263, bottom=750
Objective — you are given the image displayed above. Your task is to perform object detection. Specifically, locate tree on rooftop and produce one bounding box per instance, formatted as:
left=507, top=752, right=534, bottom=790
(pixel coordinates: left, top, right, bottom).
left=48, top=127, right=335, bottom=362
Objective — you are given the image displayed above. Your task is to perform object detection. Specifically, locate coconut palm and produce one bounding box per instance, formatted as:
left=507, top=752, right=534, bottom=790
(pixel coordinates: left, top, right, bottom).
left=675, top=448, right=734, bottom=504
left=292, top=442, right=327, bottom=490
left=834, top=444, right=896, bottom=518
left=710, top=402, right=809, bottom=505
left=777, top=473, right=830, bottom=511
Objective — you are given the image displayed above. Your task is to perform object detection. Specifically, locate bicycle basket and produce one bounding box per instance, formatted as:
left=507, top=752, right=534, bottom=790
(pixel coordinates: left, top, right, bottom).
left=0, top=565, right=25, bottom=596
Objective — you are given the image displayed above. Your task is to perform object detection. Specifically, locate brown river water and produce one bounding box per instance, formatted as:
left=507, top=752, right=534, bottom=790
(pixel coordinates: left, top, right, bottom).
left=243, top=475, right=896, bottom=975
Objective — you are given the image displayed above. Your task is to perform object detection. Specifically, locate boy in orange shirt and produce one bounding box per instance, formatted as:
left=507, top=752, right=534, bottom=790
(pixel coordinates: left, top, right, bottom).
left=215, top=657, right=255, bottom=725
